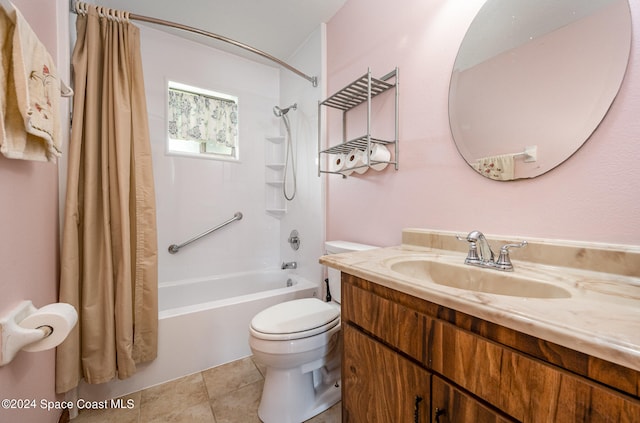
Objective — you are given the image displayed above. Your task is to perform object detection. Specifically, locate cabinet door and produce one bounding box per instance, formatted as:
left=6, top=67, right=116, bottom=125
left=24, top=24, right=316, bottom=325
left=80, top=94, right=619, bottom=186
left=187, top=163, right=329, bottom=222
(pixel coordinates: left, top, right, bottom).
left=431, top=376, right=514, bottom=423
left=431, top=319, right=640, bottom=422
left=343, top=324, right=430, bottom=423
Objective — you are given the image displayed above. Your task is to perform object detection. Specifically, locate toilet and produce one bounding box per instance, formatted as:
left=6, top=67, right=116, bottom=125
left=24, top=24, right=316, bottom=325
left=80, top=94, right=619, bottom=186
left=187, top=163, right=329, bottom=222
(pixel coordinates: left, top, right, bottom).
left=249, top=241, right=377, bottom=423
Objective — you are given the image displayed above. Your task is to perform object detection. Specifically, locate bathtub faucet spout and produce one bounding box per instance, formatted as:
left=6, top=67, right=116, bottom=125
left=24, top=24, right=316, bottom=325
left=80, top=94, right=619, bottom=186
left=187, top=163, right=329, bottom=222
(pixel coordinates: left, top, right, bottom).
left=281, top=261, right=297, bottom=270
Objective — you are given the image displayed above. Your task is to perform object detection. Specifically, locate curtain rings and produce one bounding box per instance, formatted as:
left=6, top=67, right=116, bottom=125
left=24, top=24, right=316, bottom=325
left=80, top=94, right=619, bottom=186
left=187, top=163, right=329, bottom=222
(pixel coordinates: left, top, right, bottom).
left=117, top=9, right=130, bottom=23
left=101, top=6, right=127, bottom=22
left=74, top=1, right=130, bottom=23
left=74, top=1, right=87, bottom=16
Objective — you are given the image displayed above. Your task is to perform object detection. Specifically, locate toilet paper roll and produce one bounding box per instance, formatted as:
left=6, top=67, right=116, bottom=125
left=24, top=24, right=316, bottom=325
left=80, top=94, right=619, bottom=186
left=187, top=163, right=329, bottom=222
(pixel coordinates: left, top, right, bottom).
left=369, top=144, right=391, bottom=171
left=346, top=148, right=367, bottom=174
left=19, top=303, right=78, bottom=352
left=340, top=149, right=356, bottom=176
left=328, top=154, right=346, bottom=173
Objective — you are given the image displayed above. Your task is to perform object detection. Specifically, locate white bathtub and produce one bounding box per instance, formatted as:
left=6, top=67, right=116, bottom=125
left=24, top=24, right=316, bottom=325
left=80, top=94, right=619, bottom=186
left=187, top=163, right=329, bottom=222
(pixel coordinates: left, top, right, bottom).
left=78, top=269, right=318, bottom=401
left=158, top=270, right=314, bottom=317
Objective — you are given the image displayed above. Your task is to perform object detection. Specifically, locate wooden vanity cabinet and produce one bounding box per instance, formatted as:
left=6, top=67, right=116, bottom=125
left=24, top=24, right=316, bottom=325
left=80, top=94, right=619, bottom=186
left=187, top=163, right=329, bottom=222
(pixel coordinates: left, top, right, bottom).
left=341, top=273, right=640, bottom=423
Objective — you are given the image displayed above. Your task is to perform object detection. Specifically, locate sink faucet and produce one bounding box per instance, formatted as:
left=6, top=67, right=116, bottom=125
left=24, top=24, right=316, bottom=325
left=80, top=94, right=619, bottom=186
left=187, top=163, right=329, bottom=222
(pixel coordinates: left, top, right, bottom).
left=457, top=231, right=527, bottom=271
left=465, top=230, right=495, bottom=264
left=281, top=261, right=297, bottom=270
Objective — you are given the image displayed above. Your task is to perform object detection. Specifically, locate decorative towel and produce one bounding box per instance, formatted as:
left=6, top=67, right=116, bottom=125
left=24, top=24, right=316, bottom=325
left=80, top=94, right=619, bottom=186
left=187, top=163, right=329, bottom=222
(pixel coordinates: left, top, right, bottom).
left=0, top=3, right=72, bottom=162
left=473, top=154, right=515, bottom=181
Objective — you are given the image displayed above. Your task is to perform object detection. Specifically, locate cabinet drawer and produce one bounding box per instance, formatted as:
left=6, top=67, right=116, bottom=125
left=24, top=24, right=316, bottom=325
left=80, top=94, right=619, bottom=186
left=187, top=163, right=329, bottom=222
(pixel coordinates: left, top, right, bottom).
left=430, top=320, right=640, bottom=422
left=342, top=281, right=426, bottom=363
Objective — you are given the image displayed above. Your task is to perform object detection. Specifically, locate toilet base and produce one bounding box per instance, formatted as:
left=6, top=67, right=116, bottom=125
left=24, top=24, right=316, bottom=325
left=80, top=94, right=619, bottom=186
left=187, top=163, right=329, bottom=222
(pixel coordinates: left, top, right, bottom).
left=256, top=333, right=342, bottom=423
left=257, top=365, right=341, bottom=423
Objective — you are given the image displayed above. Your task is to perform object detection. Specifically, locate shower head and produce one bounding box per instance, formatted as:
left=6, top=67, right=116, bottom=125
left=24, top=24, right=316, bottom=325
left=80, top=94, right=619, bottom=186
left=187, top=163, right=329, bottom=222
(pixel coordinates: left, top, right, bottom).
left=273, top=103, right=297, bottom=117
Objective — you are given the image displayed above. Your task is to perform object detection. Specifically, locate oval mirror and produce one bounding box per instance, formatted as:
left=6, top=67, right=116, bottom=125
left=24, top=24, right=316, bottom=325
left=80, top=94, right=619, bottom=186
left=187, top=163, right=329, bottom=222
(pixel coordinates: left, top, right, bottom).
left=449, top=0, right=632, bottom=181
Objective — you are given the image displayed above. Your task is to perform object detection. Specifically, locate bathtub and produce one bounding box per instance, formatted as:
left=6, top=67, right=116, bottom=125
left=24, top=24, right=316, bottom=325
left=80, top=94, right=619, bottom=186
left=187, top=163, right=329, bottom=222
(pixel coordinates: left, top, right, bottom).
left=158, top=270, right=314, bottom=317
left=78, top=269, right=318, bottom=401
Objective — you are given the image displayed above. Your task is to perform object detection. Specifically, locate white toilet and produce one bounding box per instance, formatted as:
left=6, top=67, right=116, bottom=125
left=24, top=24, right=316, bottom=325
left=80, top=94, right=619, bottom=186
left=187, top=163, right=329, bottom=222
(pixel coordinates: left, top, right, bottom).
left=249, top=241, right=377, bottom=423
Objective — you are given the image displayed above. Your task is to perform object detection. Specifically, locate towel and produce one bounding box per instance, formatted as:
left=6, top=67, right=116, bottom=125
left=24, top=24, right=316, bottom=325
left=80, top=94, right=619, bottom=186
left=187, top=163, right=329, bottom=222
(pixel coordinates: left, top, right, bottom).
left=0, top=3, right=72, bottom=162
left=473, top=154, right=515, bottom=181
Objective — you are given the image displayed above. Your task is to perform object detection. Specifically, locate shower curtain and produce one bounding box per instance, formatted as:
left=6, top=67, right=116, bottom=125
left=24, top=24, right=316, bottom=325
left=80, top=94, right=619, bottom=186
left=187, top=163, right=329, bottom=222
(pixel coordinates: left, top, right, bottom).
left=56, top=5, right=158, bottom=393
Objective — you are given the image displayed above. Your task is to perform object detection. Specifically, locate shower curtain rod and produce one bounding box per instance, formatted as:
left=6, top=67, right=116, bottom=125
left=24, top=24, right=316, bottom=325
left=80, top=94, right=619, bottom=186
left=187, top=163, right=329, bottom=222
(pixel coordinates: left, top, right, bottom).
left=70, top=1, right=318, bottom=87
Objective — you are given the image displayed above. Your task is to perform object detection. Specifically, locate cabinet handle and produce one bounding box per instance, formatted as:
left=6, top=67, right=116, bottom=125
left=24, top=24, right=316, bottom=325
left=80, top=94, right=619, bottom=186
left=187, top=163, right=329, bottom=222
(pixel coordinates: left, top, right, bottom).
left=434, top=407, right=446, bottom=422
left=414, top=396, right=423, bottom=423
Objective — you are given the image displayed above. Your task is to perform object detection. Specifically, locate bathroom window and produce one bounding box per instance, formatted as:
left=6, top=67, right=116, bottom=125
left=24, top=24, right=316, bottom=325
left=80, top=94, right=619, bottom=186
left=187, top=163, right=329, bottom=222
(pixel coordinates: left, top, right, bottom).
left=167, top=81, right=239, bottom=161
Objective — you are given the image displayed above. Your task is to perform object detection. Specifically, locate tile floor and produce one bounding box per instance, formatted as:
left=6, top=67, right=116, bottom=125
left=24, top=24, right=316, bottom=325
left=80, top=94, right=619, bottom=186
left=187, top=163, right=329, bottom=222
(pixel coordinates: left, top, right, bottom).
left=71, top=356, right=341, bottom=423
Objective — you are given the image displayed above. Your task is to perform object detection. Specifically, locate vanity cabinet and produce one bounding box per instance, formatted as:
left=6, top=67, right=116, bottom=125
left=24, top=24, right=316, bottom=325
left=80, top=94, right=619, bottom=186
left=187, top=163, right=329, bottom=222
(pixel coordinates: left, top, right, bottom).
left=341, top=273, right=640, bottom=423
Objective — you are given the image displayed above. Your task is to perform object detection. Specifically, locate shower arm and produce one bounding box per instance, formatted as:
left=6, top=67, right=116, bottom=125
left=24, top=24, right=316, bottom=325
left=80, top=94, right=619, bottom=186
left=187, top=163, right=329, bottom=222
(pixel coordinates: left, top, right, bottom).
left=168, top=212, right=243, bottom=254
left=70, top=1, right=318, bottom=87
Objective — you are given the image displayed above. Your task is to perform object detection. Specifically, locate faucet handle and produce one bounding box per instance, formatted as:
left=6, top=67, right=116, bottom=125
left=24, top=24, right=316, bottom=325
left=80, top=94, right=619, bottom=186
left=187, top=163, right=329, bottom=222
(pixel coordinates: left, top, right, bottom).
left=500, top=241, right=528, bottom=252
left=495, top=241, right=528, bottom=271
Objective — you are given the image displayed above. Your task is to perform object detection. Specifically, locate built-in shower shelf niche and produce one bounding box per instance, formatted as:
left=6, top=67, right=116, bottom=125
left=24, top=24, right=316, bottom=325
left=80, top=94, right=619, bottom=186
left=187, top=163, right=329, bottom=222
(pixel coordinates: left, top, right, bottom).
left=265, top=136, right=287, bottom=217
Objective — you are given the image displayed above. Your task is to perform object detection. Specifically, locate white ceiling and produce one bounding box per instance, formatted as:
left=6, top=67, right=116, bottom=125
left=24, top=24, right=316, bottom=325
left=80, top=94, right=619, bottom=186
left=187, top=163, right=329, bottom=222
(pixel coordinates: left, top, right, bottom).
left=93, top=0, right=347, bottom=65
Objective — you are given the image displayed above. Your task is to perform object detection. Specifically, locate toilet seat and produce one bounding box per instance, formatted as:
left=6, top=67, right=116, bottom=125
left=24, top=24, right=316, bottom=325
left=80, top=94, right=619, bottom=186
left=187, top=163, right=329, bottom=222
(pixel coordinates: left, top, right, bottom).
left=250, top=298, right=340, bottom=341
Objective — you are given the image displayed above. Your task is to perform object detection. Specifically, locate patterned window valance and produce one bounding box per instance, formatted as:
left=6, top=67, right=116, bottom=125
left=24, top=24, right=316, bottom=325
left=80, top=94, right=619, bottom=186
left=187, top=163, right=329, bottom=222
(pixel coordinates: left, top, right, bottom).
left=167, top=82, right=238, bottom=153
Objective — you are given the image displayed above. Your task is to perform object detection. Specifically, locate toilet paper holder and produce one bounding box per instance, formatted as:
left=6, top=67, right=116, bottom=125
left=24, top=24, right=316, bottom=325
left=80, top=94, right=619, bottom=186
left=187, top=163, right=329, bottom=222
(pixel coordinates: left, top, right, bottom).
left=0, top=300, right=76, bottom=366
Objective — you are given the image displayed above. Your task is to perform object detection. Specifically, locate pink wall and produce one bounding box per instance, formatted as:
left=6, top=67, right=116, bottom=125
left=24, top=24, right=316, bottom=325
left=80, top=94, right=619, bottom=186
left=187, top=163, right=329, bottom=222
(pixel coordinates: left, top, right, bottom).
left=0, top=1, right=66, bottom=422
left=326, top=0, right=640, bottom=247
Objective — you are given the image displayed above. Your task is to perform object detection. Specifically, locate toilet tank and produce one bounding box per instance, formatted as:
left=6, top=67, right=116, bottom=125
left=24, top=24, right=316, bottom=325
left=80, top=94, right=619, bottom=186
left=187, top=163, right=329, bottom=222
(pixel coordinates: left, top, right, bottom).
left=325, top=241, right=378, bottom=304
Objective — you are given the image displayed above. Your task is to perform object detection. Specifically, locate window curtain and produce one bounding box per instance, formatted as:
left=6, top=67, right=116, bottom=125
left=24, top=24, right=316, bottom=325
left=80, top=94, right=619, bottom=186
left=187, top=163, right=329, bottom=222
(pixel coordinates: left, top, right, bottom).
left=167, top=88, right=238, bottom=147
left=56, top=5, right=158, bottom=393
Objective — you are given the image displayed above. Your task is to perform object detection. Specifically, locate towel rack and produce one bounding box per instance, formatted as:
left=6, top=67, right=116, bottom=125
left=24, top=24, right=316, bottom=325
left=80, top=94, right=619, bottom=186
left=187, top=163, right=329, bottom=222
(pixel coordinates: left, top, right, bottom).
left=511, top=145, right=537, bottom=162
left=168, top=212, right=243, bottom=254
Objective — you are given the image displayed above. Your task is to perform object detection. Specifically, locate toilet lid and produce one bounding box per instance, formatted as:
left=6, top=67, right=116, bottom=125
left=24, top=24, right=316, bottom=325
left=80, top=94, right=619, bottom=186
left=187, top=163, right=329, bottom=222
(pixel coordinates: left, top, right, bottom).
left=251, top=298, right=340, bottom=338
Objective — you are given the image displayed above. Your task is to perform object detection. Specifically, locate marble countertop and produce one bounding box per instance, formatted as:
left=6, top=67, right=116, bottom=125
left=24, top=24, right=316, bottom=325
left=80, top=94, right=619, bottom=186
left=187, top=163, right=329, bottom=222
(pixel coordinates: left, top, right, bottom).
left=320, top=241, right=640, bottom=372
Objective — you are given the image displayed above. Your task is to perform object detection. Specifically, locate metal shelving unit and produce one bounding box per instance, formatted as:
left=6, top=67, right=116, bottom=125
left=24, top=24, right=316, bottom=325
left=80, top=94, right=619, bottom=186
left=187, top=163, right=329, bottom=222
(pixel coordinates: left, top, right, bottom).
left=318, top=68, right=399, bottom=177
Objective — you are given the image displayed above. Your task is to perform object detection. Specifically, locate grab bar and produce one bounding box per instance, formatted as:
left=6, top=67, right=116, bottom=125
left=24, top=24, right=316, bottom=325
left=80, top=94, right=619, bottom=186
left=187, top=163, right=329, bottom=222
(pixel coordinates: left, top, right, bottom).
left=168, top=212, right=243, bottom=254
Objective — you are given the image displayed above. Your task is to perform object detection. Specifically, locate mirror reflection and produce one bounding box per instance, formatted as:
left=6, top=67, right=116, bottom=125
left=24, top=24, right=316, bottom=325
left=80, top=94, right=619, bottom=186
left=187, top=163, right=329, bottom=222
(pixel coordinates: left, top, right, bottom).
left=449, top=0, right=631, bottom=181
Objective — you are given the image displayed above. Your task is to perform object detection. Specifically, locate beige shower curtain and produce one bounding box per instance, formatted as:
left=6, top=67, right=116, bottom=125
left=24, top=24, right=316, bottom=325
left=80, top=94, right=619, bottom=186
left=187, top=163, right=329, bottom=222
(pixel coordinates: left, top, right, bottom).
left=56, top=5, right=158, bottom=394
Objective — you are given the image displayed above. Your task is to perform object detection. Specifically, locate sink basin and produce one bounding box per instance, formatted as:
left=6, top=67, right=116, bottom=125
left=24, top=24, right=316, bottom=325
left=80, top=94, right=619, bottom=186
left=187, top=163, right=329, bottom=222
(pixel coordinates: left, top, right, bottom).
left=389, top=258, right=572, bottom=299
